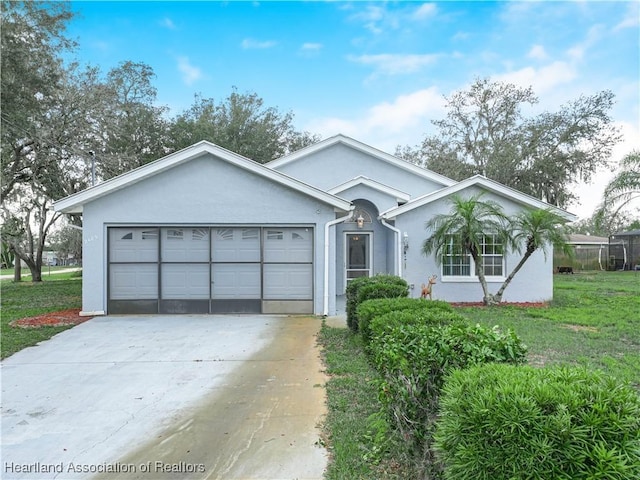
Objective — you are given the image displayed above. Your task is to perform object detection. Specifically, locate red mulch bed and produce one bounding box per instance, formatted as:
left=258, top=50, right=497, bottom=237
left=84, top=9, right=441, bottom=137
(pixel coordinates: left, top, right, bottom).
left=450, top=302, right=548, bottom=308
left=9, top=309, right=92, bottom=329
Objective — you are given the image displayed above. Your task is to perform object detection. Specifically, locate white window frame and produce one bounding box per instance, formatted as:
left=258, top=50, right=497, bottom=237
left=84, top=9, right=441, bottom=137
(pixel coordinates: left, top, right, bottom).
left=440, top=234, right=506, bottom=282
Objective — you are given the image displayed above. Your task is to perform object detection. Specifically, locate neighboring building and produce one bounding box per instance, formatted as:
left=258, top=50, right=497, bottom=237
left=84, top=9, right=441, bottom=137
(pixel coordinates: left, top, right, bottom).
left=609, top=230, right=640, bottom=271
left=54, top=135, right=576, bottom=316
left=554, top=234, right=609, bottom=271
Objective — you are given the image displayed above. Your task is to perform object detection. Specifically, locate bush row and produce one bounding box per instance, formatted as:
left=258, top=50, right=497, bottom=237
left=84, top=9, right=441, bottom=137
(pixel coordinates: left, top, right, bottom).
left=344, top=276, right=640, bottom=479
left=345, top=275, right=408, bottom=333
left=360, top=291, right=527, bottom=477
left=435, top=364, right=640, bottom=480
left=357, top=297, right=457, bottom=346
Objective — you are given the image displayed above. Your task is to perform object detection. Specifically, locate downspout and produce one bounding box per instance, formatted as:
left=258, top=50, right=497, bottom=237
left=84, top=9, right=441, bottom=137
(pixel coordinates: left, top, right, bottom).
left=380, top=218, right=402, bottom=278
left=323, top=208, right=354, bottom=316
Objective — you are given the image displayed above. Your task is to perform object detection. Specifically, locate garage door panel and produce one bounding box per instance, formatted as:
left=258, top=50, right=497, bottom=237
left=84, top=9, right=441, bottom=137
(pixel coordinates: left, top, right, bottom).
left=212, top=228, right=260, bottom=262
left=212, top=264, right=261, bottom=299
left=110, top=264, right=158, bottom=300
left=109, top=228, right=158, bottom=263
left=264, top=228, right=312, bottom=263
left=161, top=264, right=209, bottom=299
left=263, top=264, right=312, bottom=300
left=162, top=228, right=209, bottom=262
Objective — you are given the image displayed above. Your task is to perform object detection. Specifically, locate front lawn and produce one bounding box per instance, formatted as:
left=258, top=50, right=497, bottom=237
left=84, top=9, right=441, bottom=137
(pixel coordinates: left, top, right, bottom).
left=0, top=274, right=82, bottom=359
left=319, top=270, right=640, bottom=478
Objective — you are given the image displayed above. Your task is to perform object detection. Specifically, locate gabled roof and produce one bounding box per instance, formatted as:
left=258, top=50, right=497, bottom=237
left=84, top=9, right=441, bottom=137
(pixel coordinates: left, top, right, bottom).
left=54, top=141, right=352, bottom=214
left=327, top=175, right=411, bottom=203
left=380, top=175, right=577, bottom=222
left=267, top=134, right=456, bottom=188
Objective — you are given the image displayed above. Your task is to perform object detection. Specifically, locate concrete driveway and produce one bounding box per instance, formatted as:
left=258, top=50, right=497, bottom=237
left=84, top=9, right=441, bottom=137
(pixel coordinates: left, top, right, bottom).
left=1, top=315, right=328, bottom=480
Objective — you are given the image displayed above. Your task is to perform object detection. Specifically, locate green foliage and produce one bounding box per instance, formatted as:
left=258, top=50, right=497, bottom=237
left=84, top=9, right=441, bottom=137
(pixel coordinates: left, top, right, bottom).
left=368, top=319, right=527, bottom=476
left=345, top=275, right=409, bottom=333
left=357, top=297, right=454, bottom=346
left=435, top=363, right=640, bottom=480
left=402, top=78, right=620, bottom=209
left=1, top=241, right=14, bottom=268
left=168, top=88, right=319, bottom=164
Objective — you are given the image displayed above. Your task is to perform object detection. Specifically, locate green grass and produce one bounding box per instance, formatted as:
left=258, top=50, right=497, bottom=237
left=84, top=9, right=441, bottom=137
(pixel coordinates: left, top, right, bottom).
left=1, top=265, right=80, bottom=278
left=319, top=325, right=412, bottom=479
left=1, top=274, right=82, bottom=359
left=460, top=271, right=640, bottom=387
left=319, top=270, right=640, bottom=477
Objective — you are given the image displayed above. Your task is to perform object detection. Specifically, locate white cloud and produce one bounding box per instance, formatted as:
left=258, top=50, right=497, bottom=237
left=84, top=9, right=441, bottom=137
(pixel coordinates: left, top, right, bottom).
left=306, top=87, right=445, bottom=152
left=348, top=53, right=441, bottom=75
left=566, top=24, right=604, bottom=61
left=301, top=42, right=323, bottom=52
left=527, top=44, right=548, bottom=61
left=413, top=3, right=437, bottom=20
left=351, top=5, right=387, bottom=34
left=494, top=61, right=576, bottom=95
left=160, top=17, right=176, bottom=30
left=176, top=56, right=202, bottom=86
left=572, top=121, right=640, bottom=219
left=241, top=38, right=277, bottom=49
left=613, top=4, right=640, bottom=32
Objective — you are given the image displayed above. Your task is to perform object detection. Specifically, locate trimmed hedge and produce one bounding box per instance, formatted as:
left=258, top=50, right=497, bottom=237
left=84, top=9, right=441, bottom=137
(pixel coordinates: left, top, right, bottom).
left=357, top=297, right=455, bottom=346
left=435, top=364, right=640, bottom=480
left=369, top=321, right=527, bottom=475
left=345, top=275, right=408, bottom=333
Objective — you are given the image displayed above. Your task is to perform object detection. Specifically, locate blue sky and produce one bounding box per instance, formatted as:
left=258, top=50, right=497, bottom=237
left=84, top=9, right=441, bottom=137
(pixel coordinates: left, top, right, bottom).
left=66, top=1, right=639, bottom=219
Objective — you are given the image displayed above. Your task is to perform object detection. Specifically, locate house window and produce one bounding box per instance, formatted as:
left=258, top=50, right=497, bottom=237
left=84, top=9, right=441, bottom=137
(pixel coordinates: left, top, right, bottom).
left=480, top=233, right=504, bottom=276
left=442, top=236, right=471, bottom=276
left=442, top=234, right=504, bottom=278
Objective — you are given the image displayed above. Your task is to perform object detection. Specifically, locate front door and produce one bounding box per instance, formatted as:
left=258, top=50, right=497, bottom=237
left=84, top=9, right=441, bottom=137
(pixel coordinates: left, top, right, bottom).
left=345, top=232, right=371, bottom=285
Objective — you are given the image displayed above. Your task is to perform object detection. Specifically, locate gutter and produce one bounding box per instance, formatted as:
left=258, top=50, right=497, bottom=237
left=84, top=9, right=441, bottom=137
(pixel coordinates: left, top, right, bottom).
left=323, top=208, right=354, bottom=316
left=380, top=218, right=402, bottom=277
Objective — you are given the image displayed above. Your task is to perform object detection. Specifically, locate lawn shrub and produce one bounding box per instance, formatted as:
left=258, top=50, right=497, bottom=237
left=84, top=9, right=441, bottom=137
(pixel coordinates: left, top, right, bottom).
left=345, top=275, right=408, bottom=333
left=434, top=363, right=640, bottom=480
left=369, top=321, right=527, bottom=477
left=357, top=297, right=453, bottom=346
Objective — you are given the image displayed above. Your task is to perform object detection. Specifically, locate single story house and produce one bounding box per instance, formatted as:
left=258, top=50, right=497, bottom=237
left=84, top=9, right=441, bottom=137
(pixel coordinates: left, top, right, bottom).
left=54, top=134, right=576, bottom=316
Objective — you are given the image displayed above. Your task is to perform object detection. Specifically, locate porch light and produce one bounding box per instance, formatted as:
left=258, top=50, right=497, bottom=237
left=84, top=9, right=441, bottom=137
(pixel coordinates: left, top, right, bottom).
left=357, top=215, right=364, bottom=229
left=403, top=232, right=409, bottom=253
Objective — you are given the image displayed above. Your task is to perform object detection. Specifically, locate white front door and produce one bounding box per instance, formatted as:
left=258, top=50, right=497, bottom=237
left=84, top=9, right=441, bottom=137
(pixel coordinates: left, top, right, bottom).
left=345, top=232, right=372, bottom=285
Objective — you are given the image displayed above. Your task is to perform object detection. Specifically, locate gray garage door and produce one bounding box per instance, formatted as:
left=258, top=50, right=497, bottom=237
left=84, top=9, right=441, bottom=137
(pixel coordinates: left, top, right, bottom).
left=108, top=226, right=313, bottom=314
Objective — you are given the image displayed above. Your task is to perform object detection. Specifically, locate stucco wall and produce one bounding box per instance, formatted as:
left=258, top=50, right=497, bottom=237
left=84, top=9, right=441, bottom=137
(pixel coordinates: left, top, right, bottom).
left=332, top=183, right=404, bottom=213
left=395, top=187, right=554, bottom=303
left=80, top=153, right=341, bottom=315
left=273, top=143, right=445, bottom=198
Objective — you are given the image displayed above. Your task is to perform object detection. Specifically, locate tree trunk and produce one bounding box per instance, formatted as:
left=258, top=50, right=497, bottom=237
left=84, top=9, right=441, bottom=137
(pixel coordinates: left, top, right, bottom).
left=471, top=251, right=498, bottom=305
left=493, top=251, right=534, bottom=303
left=13, top=257, right=22, bottom=283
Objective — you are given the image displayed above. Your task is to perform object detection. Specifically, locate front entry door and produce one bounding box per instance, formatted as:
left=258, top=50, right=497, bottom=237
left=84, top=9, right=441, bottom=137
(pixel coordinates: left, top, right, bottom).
left=345, top=233, right=371, bottom=284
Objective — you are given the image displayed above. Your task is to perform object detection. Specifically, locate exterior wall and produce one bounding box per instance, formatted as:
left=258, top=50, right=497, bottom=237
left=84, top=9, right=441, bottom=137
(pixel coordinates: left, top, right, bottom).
left=332, top=183, right=403, bottom=213
left=334, top=200, right=393, bottom=295
left=395, top=187, right=554, bottom=303
left=80, top=153, right=340, bottom=315
left=272, top=143, right=445, bottom=198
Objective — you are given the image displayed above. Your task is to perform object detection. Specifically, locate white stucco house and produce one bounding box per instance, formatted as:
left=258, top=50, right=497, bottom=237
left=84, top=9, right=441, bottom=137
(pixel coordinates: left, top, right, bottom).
left=54, top=134, right=576, bottom=316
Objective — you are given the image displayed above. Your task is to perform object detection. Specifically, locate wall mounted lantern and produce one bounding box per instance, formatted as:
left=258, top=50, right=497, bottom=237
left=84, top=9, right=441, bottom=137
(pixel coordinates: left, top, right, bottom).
left=357, top=215, right=365, bottom=229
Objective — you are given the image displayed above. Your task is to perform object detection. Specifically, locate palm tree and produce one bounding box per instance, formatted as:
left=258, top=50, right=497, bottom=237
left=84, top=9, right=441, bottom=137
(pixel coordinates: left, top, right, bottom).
left=601, top=150, right=640, bottom=220
left=422, top=193, right=509, bottom=305
left=493, top=208, right=572, bottom=303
